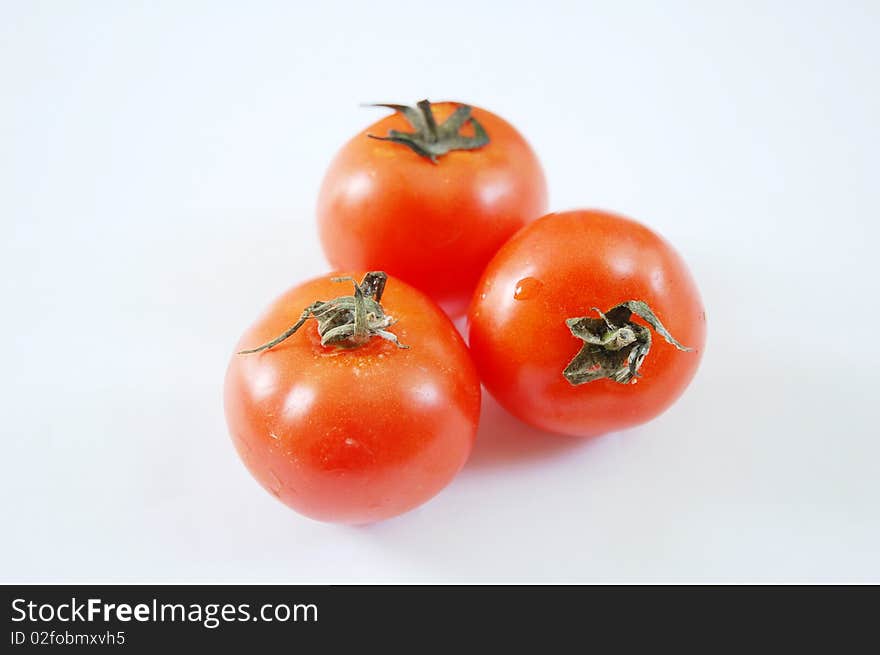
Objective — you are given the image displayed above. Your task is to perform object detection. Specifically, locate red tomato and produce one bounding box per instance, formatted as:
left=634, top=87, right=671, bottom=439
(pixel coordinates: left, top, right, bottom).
left=468, top=210, right=706, bottom=437
left=225, top=272, right=481, bottom=524
left=317, top=100, right=547, bottom=315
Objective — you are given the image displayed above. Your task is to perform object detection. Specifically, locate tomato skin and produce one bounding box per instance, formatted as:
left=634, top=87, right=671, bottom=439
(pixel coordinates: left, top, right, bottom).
left=467, top=210, right=706, bottom=438
left=224, top=272, right=481, bottom=524
left=317, top=102, right=547, bottom=315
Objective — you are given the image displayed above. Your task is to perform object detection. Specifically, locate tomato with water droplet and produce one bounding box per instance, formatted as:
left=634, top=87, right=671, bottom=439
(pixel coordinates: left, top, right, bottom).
left=226, top=272, right=481, bottom=524
left=468, top=210, right=706, bottom=437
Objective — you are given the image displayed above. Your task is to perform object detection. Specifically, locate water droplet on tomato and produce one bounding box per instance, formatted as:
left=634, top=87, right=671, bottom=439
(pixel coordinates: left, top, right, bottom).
left=514, top=277, right=543, bottom=300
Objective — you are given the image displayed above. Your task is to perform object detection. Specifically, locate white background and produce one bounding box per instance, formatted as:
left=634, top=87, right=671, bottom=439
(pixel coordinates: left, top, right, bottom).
left=3, top=1, right=878, bottom=583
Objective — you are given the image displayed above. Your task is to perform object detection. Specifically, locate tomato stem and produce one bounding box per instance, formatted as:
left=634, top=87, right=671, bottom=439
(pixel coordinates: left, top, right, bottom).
left=563, top=300, right=691, bottom=385
left=365, top=99, right=490, bottom=163
left=238, top=271, right=409, bottom=354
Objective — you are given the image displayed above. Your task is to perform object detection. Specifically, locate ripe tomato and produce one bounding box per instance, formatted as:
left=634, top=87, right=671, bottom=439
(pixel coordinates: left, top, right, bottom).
left=468, top=210, right=706, bottom=437
left=317, top=100, right=547, bottom=315
left=225, top=271, right=481, bottom=524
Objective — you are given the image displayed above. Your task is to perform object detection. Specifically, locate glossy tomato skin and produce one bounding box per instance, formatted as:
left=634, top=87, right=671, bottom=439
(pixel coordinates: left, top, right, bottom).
left=225, top=272, right=481, bottom=524
left=317, top=102, right=547, bottom=315
left=468, top=210, right=706, bottom=438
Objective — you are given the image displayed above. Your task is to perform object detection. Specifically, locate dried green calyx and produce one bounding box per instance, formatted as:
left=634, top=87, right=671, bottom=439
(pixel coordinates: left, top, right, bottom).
left=238, top=271, right=408, bottom=354
left=366, top=99, right=489, bottom=163
left=563, top=300, right=691, bottom=385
